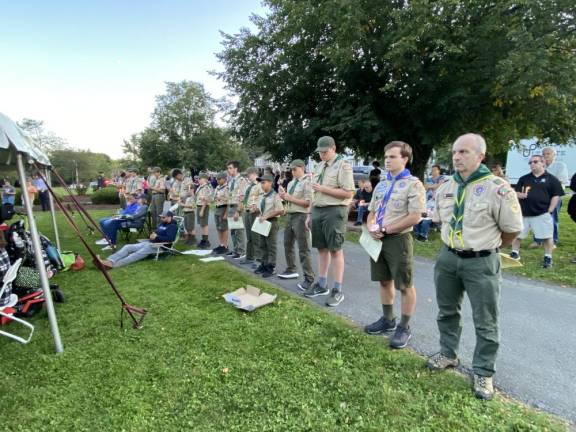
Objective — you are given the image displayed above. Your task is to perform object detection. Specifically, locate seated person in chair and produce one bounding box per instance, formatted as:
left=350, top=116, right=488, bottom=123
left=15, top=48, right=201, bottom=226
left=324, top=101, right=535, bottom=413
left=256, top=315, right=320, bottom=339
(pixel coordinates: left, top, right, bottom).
left=98, top=211, right=177, bottom=269
left=96, top=194, right=148, bottom=248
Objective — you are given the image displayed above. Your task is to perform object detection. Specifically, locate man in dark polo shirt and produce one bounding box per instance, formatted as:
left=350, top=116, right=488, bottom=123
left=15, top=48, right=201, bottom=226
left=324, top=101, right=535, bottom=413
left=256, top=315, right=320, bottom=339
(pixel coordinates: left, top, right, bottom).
left=510, top=154, right=564, bottom=268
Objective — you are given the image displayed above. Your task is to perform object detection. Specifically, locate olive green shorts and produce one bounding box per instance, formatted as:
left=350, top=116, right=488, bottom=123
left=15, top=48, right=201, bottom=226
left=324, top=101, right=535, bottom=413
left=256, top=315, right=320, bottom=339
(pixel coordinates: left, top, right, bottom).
left=214, top=206, right=228, bottom=232
left=311, top=206, right=348, bottom=251
left=370, top=232, right=414, bottom=290
left=196, top=206, right=210, bottom=227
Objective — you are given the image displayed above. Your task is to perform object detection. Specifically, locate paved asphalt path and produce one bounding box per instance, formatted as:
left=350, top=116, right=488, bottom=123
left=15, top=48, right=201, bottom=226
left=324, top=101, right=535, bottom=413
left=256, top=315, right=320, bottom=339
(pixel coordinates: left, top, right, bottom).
left=201, top=220, right=576, bottom=423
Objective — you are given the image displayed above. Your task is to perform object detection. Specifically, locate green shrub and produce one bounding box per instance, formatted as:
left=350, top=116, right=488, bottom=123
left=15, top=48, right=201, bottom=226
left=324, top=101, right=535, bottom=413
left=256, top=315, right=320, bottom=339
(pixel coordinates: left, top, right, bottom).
left=91, top=186, right=120, bottom=205
left=14, top=191, right=39, bottom=205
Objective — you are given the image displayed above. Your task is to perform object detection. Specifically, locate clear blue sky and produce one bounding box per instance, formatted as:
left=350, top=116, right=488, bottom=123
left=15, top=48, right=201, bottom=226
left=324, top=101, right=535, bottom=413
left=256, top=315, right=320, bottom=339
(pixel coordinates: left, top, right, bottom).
left=0, top=0, right=266, bottom=158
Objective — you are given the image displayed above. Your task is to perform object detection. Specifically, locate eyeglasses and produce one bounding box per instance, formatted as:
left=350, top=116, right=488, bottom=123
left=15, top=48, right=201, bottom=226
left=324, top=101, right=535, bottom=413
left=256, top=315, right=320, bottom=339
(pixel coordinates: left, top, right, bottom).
left=528, top=161, right=540, bottom=164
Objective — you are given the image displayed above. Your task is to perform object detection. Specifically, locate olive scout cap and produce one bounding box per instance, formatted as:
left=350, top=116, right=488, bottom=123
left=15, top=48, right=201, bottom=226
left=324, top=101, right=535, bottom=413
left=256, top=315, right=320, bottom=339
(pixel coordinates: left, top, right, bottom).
left=216, top=172, right=227, bottom=180
left=261, top=174, right=275, bottom=182
left=290, top=159, right=305, bottom=169
left=315, top=136, right=336, bottom=152
left=199, top=172, right=209, bottom=179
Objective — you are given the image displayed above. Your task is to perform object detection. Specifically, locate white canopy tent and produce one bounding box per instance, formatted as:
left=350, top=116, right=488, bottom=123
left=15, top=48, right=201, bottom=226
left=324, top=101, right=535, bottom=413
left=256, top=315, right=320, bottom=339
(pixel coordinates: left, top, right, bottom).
left=0, top=112, right=63, bottom=354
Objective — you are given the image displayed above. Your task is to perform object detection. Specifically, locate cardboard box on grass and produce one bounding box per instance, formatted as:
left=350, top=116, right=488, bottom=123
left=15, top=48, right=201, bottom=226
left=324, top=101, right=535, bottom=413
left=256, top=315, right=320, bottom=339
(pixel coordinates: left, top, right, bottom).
left=223, top=285, right=277, bottom=312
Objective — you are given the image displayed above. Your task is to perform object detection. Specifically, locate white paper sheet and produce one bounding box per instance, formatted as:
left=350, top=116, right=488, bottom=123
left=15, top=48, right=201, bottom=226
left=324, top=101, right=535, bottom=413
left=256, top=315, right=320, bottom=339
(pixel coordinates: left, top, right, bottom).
left=227, top=217, right=245, bottom=230
left=181, top=249, right=213, bottom=256
left=251, top=218, right=272, bottom=237
left=359, top=227, right=383, bottom=262
left=199, top=256, right=225, bottom=263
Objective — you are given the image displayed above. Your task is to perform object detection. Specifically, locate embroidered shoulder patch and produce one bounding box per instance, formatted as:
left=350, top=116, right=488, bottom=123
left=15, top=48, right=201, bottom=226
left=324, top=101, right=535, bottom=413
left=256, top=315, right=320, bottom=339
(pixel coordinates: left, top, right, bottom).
left=496, top=185, right=510, bottom=196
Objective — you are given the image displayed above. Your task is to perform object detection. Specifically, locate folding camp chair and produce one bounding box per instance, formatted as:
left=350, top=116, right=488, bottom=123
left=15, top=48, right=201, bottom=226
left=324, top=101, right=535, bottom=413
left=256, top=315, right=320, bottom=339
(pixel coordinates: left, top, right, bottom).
left=0, top=258, right=35, bottom=344
left=151, top=215, right=185, bottom=261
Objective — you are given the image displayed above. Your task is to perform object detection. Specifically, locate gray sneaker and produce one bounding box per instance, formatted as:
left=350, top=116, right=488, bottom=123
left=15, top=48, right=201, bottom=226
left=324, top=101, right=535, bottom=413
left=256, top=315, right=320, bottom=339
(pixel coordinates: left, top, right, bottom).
left=473, top=374, right=494, bottom=400
left=278, top=270, right=299, bottom=279
left=389, top=325, right=411, bottom=349
left=302, top=282, right=330, bottom=298
left=325, top=289, right=344, bottom=307
left=297, top=280, right=313, bottom=291
left=427, top=352, right=460, bottom=371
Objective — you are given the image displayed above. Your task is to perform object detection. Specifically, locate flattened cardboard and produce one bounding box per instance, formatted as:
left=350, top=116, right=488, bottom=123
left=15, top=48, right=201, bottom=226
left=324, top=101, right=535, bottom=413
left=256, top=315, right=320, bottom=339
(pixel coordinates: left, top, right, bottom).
left=223, top=285, right=277, bottom=312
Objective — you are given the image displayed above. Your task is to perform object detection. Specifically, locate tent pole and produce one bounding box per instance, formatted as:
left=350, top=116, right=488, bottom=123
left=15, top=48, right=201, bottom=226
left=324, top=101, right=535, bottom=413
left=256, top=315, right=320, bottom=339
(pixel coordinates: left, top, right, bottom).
left=16, top=153, right=63, bottom=354
left=45, top=169, right=61, bottom=251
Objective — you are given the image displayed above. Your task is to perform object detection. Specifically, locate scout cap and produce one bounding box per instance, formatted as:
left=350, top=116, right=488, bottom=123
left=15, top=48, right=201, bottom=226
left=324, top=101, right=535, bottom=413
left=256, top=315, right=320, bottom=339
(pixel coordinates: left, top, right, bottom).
left=315, top=136, right=335, bottom=152
left=152, top=166, right=161, bottom=173
left=159, top=210, right=174, bottom=218
left=216, top=172, right=227, bottom=180
left=261, top=174, right=275, bottom=182
left=290, top=159, right=305, bottom=169
left=199, top=171, right=209, bottom=179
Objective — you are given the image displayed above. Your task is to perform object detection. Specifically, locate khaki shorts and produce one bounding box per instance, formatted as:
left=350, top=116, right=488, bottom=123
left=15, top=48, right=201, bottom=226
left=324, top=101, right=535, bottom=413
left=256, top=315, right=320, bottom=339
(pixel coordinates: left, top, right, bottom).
left=214, top=206, right=228, bottom=232
left=311, top=206, right=347, bottom=251
left=196, top=205, right=210, bottom=227
left=370, top=232, right=414, bottom=290
left=183, top=211, right=195, bottom=232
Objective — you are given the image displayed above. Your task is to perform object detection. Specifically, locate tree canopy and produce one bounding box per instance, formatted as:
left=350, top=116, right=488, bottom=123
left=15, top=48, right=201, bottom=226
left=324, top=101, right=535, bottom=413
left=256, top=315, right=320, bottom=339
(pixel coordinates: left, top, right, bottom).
left=123, top=81, right=252, bottom=172
left=216, top=0, right=576, bottom=174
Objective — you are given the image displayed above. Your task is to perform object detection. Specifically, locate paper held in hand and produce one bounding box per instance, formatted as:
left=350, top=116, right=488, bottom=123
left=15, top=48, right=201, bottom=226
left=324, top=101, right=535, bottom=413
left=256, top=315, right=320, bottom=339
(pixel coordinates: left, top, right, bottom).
left=227, top=217, right=245, bottom=230
left=251, top=218, right=272, bottom=237
left=499, top=253, right=523, bottom=269
left=359, top=227, right=383, bottom=262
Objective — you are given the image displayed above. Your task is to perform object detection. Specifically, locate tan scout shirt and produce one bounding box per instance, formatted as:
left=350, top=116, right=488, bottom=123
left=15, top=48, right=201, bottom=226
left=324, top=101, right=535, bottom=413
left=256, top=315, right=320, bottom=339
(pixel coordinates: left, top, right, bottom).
left=312, top=154, right=355, bottom=207
left=124, top=176, right=143, bottom=194
left=286, top=174, right=313, bottom=214
left=259, top=190, right=284, bottom=216
left=182, top=195, right=196, bottom=213
left=227, top=175, right=249, bottom=206
left=433, top=175, right=523, bottom=251
left=214, top=184, right=229, bottom=207
left=243, top=181, right=262, bottom=208
left=195, top=183, right=214, bottom=206
left=169, top=179, right=186, bottom=202
left=150, top=175, right=166, bottom=194
left=368, top=176, right=426, bottom=233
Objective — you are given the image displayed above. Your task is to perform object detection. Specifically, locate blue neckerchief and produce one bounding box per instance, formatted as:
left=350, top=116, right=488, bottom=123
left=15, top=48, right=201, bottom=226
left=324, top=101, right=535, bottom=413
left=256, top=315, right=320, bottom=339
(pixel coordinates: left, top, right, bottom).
left=375, top=169, right=411, bottom=227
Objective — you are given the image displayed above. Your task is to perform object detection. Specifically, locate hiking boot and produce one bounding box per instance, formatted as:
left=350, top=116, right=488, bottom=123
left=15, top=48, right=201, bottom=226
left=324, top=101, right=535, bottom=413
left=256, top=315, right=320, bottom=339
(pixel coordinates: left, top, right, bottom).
left=509, top=251, right=520, bottom=260
left=473, top=374, right=494, bottom=400
left=218, top=247, right=229, bottom=255
left=297, top=280, right=313, bottom=291
left=261, top=266, right=276, bottom=278
left=212, top=245, right=223, bottom=253
left=278, top=270, right=299, bottom=279
left=390, top=325, right=411, bottom=349
left=364, top=316, right=397, bottom=335
left=302, top=282, right=330, bottom=298
left=427, top=352, right=460, bottom=371
left=254, top=264, right=266, bottom=274
left=198, top=239, right=211, bottom=248
left=542, top=256, right=553, bottom=268
left=325, top=289, right=344, bottom=307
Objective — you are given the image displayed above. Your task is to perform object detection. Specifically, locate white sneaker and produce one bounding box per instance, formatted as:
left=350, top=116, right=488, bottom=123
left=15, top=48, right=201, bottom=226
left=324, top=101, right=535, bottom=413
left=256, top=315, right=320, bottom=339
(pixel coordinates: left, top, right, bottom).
left=101, top=245, right=114, bottom=251
left=278, top=271, right=299, bottom=279
left=95, top=239, right=108, bottom=245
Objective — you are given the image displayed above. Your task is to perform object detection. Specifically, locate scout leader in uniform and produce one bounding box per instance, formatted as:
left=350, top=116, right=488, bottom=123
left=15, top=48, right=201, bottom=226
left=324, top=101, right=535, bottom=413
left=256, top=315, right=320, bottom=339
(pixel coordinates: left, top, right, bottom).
left=240, top=167, right=262, bottom=266
left=148, top=167, right=166, bottom=229
left=124, top=168, right=144, bottom=200
left=168, top=169, right=186, bottom=208
left=428, top=133, right=522, bottom=401
left=278, top=159, right=315, bottom=291
left=365, top=141, right=426, bottom=350
left=253, top=174, right=284, bottom=278
left=194, top=172, right=213, bottom=248
left=212, top=172, right=230, bottom=254
left=303, top=136, right=355, bottom=307
left=181, top=181, right=197, bottom=245
left=226, top=160, right=249, bottom=259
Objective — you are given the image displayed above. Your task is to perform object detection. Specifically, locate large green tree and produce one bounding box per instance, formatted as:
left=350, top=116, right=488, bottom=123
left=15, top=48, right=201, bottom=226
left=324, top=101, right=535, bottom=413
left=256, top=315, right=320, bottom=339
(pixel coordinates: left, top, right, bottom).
left=217, top=0, right=576, bottom=175
left=18, top=118, right=69, bottom=155
left=123, top=81, right=252, bottom=171
left=50, top=149, right=111, bottom=183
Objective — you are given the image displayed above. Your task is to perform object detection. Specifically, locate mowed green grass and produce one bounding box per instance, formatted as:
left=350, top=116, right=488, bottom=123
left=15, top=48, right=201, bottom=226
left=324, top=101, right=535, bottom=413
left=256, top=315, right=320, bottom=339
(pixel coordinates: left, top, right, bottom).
left=0, top=211, right=567, bottom=431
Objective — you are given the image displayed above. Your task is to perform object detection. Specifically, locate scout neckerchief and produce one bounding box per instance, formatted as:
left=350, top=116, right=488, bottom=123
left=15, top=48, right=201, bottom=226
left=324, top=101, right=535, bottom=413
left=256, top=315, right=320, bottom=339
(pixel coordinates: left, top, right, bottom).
left=260, top=190, right=275, bottom=213
left=317, top=154, right=343, bottom=185
left=448, top=164, right=492, bottom=248
left=243, top=181, right=257, bottom=206
left=229, top=175, right=238, bottom=193
left=288, top=178, right=300, bottom=194
left=375, top=169, right=411, bottom=227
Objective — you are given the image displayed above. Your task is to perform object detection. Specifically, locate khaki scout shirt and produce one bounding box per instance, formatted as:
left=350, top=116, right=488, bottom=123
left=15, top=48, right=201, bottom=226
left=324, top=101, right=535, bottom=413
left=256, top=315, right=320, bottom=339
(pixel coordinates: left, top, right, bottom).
left=169, top=179, right=186, bottom=202
left=259, top=190, right=284, bottom=216
left=124, top=176, right=143, bottom=194
left=312, top=154, right=355, bottom=207
left=182, top=195, right=196, bottom=213
left=243, top=181, right=262, bottom=208
left=214, top=184, right=229, bottom=207
left=286, top=174, right=313, bottom=214
left=195, top=183, right=214, bottom=206
left=227, top=174, right=249, bottom=206
left=147, top=174, right=158, bottom=189
left=150, top=175, right=166, bottom=194
left=368, top=176, right=426, bottom=233
left=433, top=175, right=523, bottom=251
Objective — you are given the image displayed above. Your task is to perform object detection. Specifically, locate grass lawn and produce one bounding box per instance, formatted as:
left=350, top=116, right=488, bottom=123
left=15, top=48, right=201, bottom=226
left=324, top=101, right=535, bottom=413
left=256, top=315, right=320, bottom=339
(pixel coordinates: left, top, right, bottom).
left=0, top=211, right=567, bottom=431
left=348, top=195, right=576, bottom=288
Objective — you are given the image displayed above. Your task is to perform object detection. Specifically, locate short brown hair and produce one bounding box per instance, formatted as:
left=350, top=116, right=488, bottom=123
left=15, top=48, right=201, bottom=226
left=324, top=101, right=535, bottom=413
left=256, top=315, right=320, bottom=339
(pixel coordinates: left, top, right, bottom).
left=384, top=141, right=413, bottom=162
